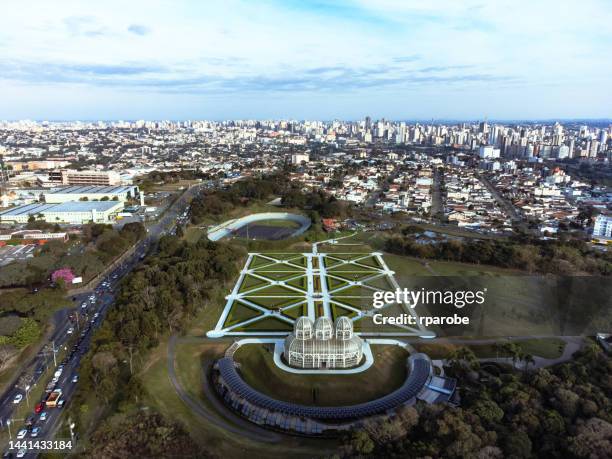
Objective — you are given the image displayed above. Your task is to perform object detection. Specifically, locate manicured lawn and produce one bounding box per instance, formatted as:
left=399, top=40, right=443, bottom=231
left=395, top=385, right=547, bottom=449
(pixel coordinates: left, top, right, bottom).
left=245, top=296, right=303, bottom=310
left=233, top=344, right=409, bottom=406
left=223, top=303, right=262, bottom=327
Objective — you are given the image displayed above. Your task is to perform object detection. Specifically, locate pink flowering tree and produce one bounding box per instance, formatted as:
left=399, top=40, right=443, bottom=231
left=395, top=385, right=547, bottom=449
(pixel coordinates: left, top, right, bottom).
left=51, top=268, right=75, bottom=285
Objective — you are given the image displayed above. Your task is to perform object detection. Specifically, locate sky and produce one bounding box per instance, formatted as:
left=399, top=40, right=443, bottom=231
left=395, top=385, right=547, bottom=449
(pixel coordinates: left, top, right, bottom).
left=0, top=0, right=611, bottom=121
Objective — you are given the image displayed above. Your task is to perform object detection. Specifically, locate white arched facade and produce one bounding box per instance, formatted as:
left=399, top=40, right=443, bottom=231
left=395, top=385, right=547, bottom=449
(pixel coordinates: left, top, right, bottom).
left=284, top=316, right=363, bottom=369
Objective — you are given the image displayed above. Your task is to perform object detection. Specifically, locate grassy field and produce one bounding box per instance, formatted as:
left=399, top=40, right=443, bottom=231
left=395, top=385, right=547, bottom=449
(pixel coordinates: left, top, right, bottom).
left=139, top=339, right=336, bottom=458
left=183, top=226, right=204, bottom=244
left=233, top=344, right=409, bottom=406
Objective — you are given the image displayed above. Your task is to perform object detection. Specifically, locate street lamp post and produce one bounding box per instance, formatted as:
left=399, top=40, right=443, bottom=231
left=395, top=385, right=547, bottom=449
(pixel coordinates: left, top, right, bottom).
left=52, top=341, right=57, bottom=367
left=25, top=385, right=30, bottom=407
left=69, top=418, right=76, bottom=447
left=7, top=419, right=11, bottom=440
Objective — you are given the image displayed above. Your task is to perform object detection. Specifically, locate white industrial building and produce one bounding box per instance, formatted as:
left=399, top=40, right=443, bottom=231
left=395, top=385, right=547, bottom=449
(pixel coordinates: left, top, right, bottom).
left=43, top=185, right=140, bottom=204
left=0, top=201, right=123, bottom=225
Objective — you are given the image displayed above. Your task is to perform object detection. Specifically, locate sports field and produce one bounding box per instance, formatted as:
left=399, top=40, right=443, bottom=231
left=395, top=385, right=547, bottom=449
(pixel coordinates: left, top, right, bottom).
left=208, top=248, right=433, bottom=337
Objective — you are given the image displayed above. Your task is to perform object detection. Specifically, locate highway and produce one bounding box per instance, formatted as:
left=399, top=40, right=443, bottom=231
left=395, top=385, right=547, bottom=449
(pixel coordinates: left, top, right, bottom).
left=0, top=184, right=200, bottom=458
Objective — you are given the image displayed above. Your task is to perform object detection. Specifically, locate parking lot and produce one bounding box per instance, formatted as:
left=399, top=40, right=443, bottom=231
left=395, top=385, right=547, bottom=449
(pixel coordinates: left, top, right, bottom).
left=0, top=244, right=37, bottom=266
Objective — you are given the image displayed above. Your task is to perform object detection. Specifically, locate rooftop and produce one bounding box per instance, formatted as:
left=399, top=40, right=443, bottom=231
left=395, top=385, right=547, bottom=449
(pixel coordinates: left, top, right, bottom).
left=0, top=201, right=122, bottom=216
left=46, top=185, right=136, bottom=195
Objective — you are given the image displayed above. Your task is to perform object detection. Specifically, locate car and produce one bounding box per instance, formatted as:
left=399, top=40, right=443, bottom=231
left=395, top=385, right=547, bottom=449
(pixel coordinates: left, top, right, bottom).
left=12, top=394, right=23, bottom=404
left=93, top=312, right=100, bottom=319
left=67, top=327, right=74, bottom=335
left=25, top=415, right=35, bottom=427
left=51, top=376, right=59, bottom=384
left=57, top=399, right=65, bottom=408
left=16, top=449, right=26, bottom=459
left=16, top=429, right=27, bottom=440
left=39, top=411, right=48, bottom=422
left=30, top=427, right=41, bottom=437
left=35, top=402, right=44, bottom=413
left=80, top=302, right=87, bottom=309
left=71, top=375, right=79, bottom=383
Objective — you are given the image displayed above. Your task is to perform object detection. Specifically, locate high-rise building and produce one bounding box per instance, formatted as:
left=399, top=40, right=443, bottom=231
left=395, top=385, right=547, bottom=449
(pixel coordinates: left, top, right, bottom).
left=569, top=138, right=576, bottom=158
left=593, top=215, right=612, bottom=239
left=479, top=145, right=500, bottom=159
left=557, top=145, right=570, bottom=159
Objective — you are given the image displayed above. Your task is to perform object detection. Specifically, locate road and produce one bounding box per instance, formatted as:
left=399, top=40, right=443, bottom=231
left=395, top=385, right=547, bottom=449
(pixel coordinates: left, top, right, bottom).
left=0, top=184, right=201, bottom=458
left=476, top=173, right=524, bottom=224
left=421, top=335, right=585, bottom=370
left=430, top=167, right=444, bottom=222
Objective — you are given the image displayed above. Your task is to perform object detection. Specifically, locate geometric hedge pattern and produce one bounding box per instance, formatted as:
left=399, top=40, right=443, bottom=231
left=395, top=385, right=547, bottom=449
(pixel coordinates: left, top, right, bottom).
left=209, top=251, right=431, bottom=337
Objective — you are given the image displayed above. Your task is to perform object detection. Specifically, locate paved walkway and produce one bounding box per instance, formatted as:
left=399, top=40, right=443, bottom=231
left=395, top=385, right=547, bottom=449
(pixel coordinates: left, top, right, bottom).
left=429, top=335, right=585, bottom=370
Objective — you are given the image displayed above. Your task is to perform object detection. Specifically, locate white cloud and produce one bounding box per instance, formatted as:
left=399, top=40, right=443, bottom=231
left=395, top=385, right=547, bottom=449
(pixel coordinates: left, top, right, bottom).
left=0, top=0, right=610, bottom=119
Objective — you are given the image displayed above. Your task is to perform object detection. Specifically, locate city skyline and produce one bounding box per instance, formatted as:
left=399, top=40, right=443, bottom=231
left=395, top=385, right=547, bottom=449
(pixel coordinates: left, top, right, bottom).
left=1, top=0, right=611, bottom=120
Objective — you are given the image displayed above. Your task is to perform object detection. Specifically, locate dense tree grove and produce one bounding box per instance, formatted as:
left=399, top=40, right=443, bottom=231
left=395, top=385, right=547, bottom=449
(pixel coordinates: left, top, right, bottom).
left=282, top=189, right=353, bottom=219
left=190, top=174, right=291, bottom=223
left=385, top=228, right=612, bottom=275
left=89, top=413, right=205, bottom=458
left=69, top=235, right=243, bottom=451
left=190, top=173, right=352, bottom=224
left=336, top=344, right=612, bottom=459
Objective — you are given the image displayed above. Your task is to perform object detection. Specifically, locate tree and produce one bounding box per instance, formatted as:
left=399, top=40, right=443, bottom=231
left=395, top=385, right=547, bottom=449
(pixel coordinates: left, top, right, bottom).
left=474, top=399, right=504, bottom=425
left=349, top=430, right=375, bottom=455
left=502, top=430, right=532, bottom=459
left=523, top=353, right=536, bottom=369
left=449, top=346, right=480, bottom=373
left=567, top=418, right=612, bottom=459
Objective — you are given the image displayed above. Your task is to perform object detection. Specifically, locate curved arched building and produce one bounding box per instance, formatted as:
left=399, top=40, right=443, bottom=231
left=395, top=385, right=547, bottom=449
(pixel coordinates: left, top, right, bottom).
left=284, top=316, right=363, bottom=369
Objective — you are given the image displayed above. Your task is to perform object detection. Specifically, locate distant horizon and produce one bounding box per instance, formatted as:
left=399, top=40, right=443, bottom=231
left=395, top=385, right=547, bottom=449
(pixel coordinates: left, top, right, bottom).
left=1, top=1, right=611, bottom=120
left=2, top=117, right=611, bottom=124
